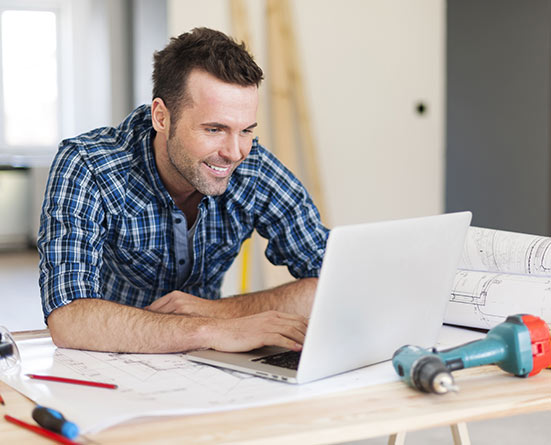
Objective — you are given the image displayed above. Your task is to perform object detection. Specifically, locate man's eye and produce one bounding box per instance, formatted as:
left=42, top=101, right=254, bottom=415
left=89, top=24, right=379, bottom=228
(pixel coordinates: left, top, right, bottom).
left=206, top=128, right=219, bottom=133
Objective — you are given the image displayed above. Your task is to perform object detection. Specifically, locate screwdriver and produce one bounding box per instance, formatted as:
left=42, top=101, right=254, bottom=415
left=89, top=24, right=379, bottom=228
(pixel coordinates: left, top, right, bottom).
left=32, top=406, right=79, bottom=439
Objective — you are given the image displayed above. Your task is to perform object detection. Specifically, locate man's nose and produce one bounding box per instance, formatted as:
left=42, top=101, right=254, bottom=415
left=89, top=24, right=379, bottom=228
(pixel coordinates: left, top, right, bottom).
left=220, top=134, right=243, bottom=162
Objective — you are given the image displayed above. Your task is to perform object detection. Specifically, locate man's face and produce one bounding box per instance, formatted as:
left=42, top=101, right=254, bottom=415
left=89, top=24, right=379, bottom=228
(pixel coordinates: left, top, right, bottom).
left=165, top=70, right=258, bottom=196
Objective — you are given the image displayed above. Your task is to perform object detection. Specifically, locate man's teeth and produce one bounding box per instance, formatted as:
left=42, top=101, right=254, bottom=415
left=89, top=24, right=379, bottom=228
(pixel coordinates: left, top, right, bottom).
left=206, top=163, right=229, bottom=172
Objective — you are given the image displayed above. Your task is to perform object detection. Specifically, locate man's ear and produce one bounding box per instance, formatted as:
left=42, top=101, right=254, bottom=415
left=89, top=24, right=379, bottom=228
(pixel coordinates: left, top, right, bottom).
left=151, top=98, right=170, bottom=135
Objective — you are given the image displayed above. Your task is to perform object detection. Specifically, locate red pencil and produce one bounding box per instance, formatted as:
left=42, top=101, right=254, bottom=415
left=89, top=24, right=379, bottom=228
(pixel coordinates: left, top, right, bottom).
left=0, top=392, right=5, bottom=405
left=4, top=414, right=79, bottom=445
left=26, top=374, right=118, bottom=390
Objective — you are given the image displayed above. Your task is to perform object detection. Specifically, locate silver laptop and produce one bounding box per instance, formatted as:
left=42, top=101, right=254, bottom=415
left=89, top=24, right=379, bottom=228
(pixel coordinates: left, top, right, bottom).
left=187, top=211, right=472, bottom=384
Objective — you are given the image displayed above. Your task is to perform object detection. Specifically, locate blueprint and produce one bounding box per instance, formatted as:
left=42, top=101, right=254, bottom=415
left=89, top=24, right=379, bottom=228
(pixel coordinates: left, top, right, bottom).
left=459, top=226, right=551, bottom=276
left=0, top=326, right=482, bottom=435
left=0, top=337, right=396, bottom=434
left=444, top=227, right=551, bottom=329
left=445, top=270, right=551, bottom=330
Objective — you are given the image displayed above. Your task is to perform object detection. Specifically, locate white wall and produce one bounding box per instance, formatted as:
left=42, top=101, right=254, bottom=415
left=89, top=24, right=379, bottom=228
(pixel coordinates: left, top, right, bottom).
left=167, top=0, right=445, bottom=227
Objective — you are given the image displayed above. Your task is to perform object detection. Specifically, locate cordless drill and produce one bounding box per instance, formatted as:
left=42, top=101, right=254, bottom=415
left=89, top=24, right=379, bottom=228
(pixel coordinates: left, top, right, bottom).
left=392, top=314, right=551, bottom=394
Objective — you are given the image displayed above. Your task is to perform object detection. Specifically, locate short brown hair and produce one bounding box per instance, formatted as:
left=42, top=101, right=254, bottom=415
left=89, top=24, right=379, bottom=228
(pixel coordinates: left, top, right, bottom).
left=152, top=27, right=263, bottom=121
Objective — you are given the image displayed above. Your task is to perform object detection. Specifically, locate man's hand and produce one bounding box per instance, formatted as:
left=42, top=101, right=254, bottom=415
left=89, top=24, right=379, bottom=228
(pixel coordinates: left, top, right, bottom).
left=146, top=277, right=318, bottom=320
left=145, top=291, right=218, bottom=317
left=141, top=279, right=318, bottom=352
left=147, top=292, right=309, bottom=352
left=201, top=311, right=308, bottom=352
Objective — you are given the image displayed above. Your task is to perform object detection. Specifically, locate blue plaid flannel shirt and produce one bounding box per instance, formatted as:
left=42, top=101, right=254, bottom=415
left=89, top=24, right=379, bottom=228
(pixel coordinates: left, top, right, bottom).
left=38, top=105, right=329, bottom=321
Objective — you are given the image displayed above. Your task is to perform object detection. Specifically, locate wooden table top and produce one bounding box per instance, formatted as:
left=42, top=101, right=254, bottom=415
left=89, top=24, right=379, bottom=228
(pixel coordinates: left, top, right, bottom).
left=1, top=330, right=550, bottom=444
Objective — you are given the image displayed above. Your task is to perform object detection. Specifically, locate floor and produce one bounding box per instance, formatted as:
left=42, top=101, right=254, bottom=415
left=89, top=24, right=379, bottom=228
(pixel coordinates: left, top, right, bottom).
left=1, top=249, right=549, bottom=444
left=0, top=248, right=46, bottom=331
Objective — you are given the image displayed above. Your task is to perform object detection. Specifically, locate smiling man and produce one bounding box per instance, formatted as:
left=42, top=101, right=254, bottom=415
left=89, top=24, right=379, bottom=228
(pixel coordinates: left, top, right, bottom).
left=38, top=28, right=329, bottom=353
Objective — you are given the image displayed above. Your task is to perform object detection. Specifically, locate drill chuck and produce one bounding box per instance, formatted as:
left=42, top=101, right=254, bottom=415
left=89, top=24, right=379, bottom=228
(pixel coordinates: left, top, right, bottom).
left=393, top=345, right=457, bottom=394
left=412, top=355, right=457, bottom=394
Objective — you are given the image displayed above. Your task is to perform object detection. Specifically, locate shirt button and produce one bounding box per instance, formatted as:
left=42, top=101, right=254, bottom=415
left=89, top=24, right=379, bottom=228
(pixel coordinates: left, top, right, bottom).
left=179, top=259, right=186, bottom=265
left=174, top=218, right=182, bottom=224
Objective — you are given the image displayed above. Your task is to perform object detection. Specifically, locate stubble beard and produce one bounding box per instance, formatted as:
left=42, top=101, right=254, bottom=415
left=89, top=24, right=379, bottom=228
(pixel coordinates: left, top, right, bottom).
left=166, top=136, right=232, bottom=196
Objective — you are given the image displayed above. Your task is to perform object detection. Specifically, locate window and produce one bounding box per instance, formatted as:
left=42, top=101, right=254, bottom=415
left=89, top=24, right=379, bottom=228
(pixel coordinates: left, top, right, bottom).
left=0, top=0, right=68, bottom=156
left=1, top=10, right=58, bottom=146
left=0, top=0, right=137, bottom=160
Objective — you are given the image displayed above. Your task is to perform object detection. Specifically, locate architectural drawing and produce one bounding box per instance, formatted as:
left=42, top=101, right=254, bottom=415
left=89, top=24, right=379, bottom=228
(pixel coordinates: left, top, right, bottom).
left=1, top=336, right=399, bottom=434
left=444, top=227, right=551, bottom=329
left=459, top=226, right=551, bottom=276
left=1, top=325, right=481, bottom=434
left=445, top=270, right=551, bottom=330
left=52, top=347, right=273, bottom=407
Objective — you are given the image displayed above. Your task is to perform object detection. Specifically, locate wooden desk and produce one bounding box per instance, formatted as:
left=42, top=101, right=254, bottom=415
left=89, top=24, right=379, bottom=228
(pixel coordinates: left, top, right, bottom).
left=1, top=331, right=550, bottom=444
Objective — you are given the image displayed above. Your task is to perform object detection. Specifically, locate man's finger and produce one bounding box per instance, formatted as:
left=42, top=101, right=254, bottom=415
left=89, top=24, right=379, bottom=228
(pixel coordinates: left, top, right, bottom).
left=268, top=321, right=306, bottom=344
left=146, top=297, right=170, bottom=311
left=278, top=325, right=306, bottom=345
left=267, top=314, right=308, bottom=337
left=269, top=311, right=309, bottom=325
left=265, top=333, right=303, bottom=352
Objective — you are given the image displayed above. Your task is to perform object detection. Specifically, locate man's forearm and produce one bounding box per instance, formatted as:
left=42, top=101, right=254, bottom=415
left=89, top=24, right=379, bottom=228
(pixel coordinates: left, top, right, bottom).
left=48, top=299, right=209, bottom=353
left=147, top=278, right=319, bottom=320
left=48, top=298, right=309, bottom=353
left=216, top=277, right=318, bottom=318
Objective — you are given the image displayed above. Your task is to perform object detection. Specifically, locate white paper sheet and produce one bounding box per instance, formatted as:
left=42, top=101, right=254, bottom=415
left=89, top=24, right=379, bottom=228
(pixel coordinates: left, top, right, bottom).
left=1, top=326, right=483, bottom=434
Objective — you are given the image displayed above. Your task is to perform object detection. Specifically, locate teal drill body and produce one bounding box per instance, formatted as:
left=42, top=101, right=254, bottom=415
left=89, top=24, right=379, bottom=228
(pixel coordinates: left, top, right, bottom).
left=439, top=318, right=533, bottom=376
left=392, top=314, right=551, bottom=394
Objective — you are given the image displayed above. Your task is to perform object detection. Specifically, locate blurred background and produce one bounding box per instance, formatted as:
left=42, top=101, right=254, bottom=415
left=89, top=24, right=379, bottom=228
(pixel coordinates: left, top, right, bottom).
left=1, top=0, right=550, bottom=329
left=0, top=0, right=549, bottom=331
left=0, top=1, right=549, bottom=443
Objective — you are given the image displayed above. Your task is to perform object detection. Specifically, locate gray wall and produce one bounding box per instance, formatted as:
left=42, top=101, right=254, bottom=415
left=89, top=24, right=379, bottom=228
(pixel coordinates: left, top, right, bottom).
left=446, top=0, right=551, bottom=236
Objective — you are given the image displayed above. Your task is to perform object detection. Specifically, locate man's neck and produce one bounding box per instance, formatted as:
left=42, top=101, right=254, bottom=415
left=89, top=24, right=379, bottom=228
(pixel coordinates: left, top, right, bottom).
left=173, top=191, right=203, bottom=226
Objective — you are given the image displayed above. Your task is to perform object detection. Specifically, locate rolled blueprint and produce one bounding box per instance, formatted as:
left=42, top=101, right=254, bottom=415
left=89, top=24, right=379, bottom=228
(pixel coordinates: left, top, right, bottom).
left=458, top=226, right=551, bottom=276
left=445, top=227, right=551, bottom=330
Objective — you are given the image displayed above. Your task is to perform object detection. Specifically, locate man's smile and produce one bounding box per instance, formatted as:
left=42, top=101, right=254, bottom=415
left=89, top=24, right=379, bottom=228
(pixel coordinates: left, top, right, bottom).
left=204, top=161, right=232, bottom=176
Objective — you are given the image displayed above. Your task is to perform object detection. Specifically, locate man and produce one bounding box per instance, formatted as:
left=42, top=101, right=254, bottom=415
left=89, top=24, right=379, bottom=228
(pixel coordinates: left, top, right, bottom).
left=38, top=28, right=328, bottom=354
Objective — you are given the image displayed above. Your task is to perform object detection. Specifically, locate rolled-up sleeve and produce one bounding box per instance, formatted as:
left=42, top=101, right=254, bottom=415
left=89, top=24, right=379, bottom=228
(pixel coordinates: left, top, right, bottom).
left=37, top=143, right=106, bottom=322
left=253, top=148, right=329, bottom=278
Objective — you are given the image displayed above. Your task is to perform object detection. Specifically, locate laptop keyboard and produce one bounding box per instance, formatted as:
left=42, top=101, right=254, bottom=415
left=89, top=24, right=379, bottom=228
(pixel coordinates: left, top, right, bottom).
left=252, top=350, right=302, bottom=370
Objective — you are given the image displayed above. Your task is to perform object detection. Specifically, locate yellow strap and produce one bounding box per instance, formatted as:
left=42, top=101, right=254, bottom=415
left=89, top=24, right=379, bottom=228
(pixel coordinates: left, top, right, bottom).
left=239, top=238, right=251, bottom=294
